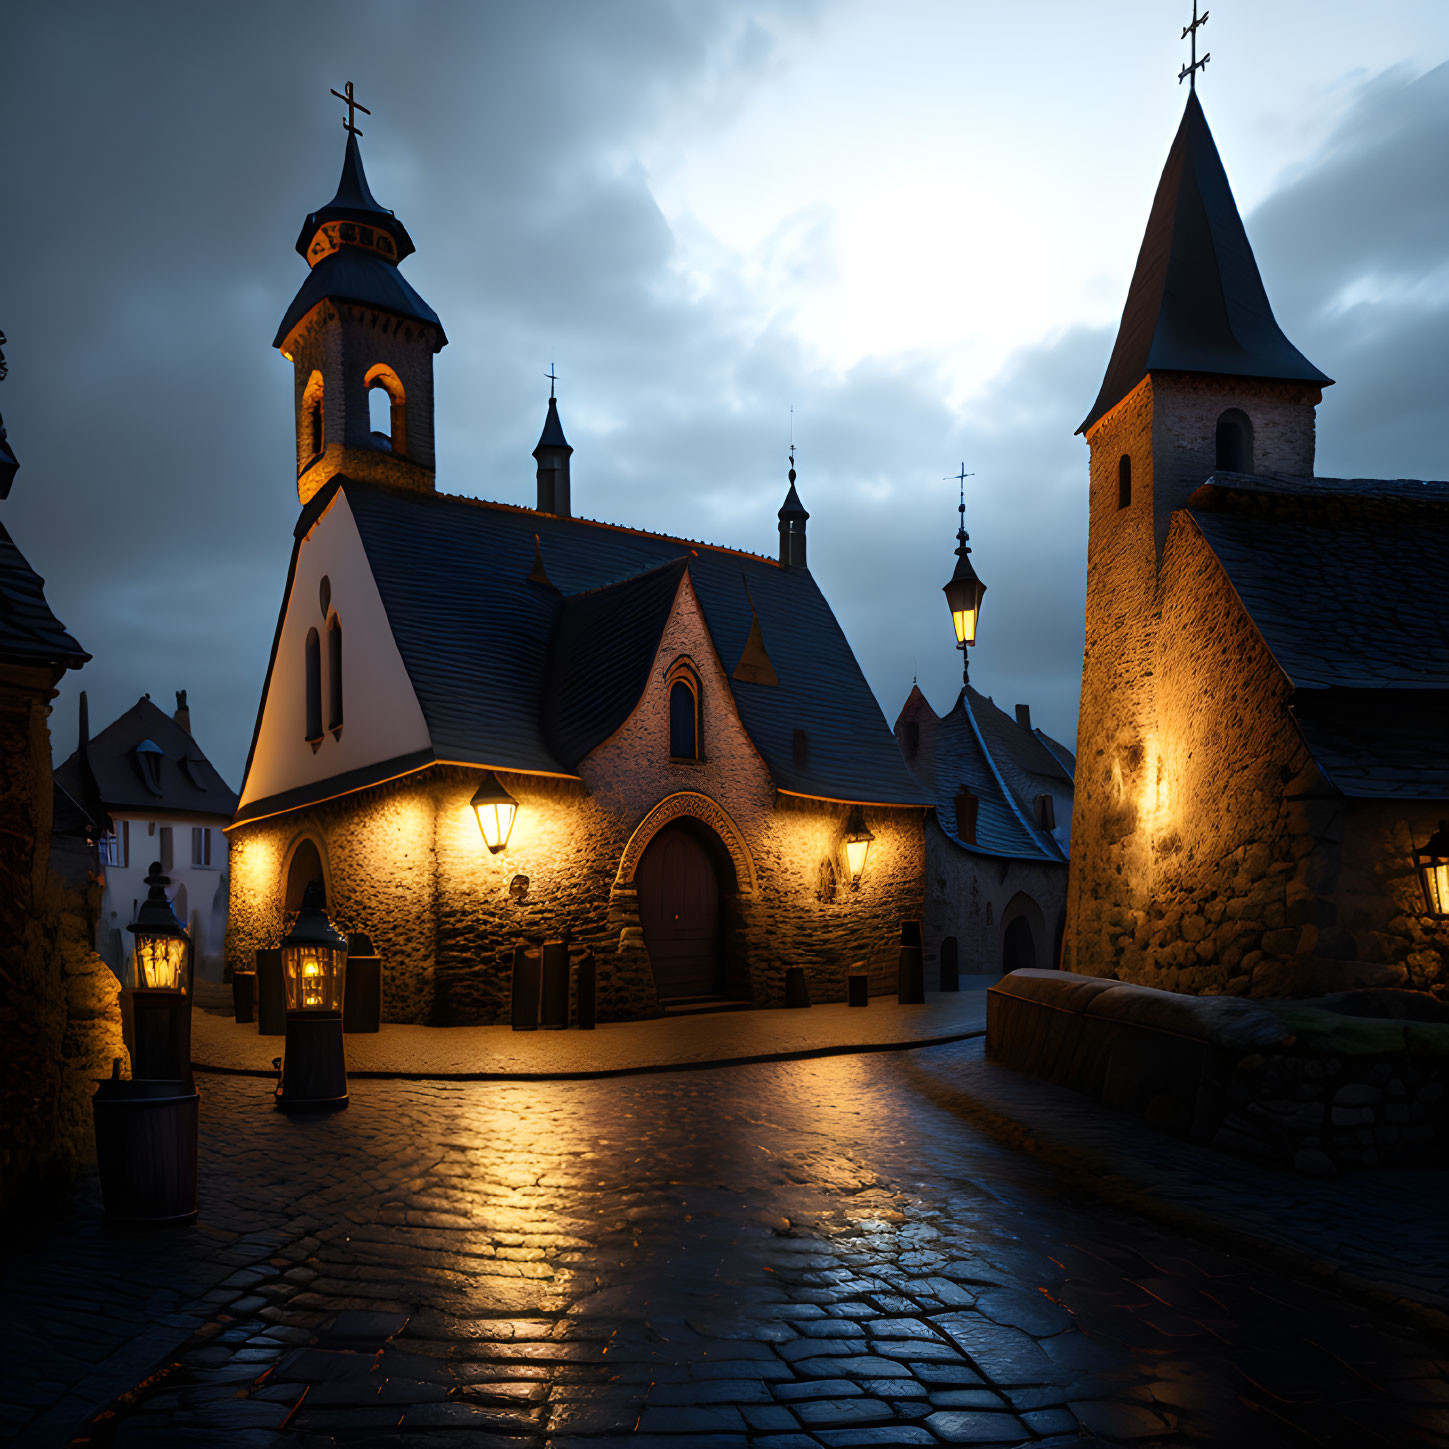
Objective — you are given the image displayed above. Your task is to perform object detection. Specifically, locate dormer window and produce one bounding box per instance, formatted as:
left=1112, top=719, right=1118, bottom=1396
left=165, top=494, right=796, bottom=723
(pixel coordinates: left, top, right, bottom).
left=954, top=786, right=979, bottom=845
left=666, top=659, right=701, bottom=761
left=364, top=364, right=407, bottom=456
left=1215, top=409, right=1254, bottom=473
left=134, top=739, right=165, bottom=795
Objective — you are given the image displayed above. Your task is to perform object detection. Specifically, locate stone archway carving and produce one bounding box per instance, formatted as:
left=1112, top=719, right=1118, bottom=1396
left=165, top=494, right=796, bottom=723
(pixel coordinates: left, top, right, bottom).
left=615, top=792, right=757, bottom=896
left=281, top=832, right=331, bottom=917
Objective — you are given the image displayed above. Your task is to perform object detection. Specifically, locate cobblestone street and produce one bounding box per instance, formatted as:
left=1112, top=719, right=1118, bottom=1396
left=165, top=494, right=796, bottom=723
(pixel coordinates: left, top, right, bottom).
left=4, top=1042, right=1449, bottom=1447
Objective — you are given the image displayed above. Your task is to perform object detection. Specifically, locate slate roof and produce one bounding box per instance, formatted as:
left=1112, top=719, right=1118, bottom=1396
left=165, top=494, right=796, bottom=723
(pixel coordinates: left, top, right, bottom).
left=0, top=518, right=88, bottom=670
left=910, top=688, right=1070, bottom=863
left=1185, top=473, right=1449, bottom=800
left=1080, top=90, right=1332, bottom=435
left=238, top=477, right=929, bottom=822
left=56, top=696, right=238, bottom=818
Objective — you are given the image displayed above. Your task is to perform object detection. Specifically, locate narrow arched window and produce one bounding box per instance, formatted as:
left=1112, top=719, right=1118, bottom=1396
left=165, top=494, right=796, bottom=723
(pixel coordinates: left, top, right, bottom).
left=669, top=680, right=698, bottom=759
left=364, top=364, right=407, bottom=456
left=304, top=627, right=322, bottom=746
left=1215, top=408, right=1253, bottom=473
left=327, top=615, right=343, bottom=735
left=301, top=370, right=325, bottom=467
left=1117, top=454, right=1132, bottom=510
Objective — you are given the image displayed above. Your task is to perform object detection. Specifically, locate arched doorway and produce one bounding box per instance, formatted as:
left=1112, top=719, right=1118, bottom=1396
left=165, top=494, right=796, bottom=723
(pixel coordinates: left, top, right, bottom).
left=284, top=837, right=326, bottom=916
left=1003, top=916, right=1037, bottom=974
left=636, top=824, right=724, bottom=1001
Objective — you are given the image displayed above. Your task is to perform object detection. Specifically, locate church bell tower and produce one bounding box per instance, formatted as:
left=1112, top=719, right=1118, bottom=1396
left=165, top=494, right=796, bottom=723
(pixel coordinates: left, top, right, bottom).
left=276, top=87, right=447, bottom=504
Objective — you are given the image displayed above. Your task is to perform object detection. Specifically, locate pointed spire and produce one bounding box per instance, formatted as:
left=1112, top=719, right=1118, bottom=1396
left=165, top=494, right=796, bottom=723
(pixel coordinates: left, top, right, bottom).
left=293, top=128, right=416, bottom=265
left=778, top=446, right=809, bottom=568
left=533, top=386, right=574, bottom=516
left=1079, top=90, right=1332, bottom=435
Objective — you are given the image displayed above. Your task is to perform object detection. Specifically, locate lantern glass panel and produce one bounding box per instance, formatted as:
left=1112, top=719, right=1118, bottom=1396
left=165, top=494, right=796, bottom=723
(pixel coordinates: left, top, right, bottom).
left=1423, top=857, right=1449, bottom=917
left=134, top=933, right=187, bottom=991
left=283, top=942, right=346, bottom=1011
left=844, top=836, right=871, bottom=882
left=951, top=605, right=977, bottom=646
left=474, top=799, right=517, bottom=853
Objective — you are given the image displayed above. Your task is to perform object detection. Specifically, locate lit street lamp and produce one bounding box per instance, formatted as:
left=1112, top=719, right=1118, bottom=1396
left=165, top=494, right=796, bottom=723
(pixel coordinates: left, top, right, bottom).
left=843, top=804, right=875, bottom=889
left=942, top=473, right=986, bottom=685
left=126, top=862, right=192, bottom=1080
left=1416, top=821, right=1449, bottom=917
left=472, top=770, right=518, bottom=853
left=276, top=881, right=349, bottom=1110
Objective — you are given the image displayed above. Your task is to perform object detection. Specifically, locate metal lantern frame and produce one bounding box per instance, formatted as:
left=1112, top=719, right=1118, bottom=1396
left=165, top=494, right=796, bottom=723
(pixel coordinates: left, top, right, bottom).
left=127, top=861, right=192, bottom=993
left=1416, top=821, right=1449, bottom=918
left=279, top=881, right=348, bottom=1012
left=842, top=804, right=876, bottom=889
left=943, top=551, right=986, bottom=651
left=471, top=770, right=519, bottom=854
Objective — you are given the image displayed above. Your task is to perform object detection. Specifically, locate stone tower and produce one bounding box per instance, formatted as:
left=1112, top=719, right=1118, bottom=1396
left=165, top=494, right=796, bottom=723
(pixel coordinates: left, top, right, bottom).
left=276, top=130, right=447, bottom=504
left=1064, top=90, right=1333, bottom=978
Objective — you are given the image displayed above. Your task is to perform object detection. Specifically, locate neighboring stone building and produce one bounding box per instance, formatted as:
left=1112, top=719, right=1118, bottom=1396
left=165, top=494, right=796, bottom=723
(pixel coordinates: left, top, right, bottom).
left=226, top=124, right=927, bottom=1024
left=1065, top=90, right=1449, bottom=999
left=0, top=360, right=125, bottom=1208
left=55, top=691, right=237, bottom=981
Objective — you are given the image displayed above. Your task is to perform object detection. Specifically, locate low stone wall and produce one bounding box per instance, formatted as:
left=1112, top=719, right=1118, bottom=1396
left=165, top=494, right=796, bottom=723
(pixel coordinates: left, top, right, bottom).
left=987, top=969, right=1449, bottom=1176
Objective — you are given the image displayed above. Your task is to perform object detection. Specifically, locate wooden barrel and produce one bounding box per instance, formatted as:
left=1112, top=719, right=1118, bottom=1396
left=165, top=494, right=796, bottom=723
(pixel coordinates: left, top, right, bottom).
left=255, top=949, right=286, bottom=1036
left=277, top=1012, right=348, bottom=1110
left=232, top=971, right=256, bottom=1024
left=92, top=1076, right=198, bottom=1225
left=573, top=948, right=596, bottom=1030
left=540, top=941, right=570, bottom=1030
left=511, top=944, right=541, bottom=1031
left=342, top=955, right=382, bottom=1034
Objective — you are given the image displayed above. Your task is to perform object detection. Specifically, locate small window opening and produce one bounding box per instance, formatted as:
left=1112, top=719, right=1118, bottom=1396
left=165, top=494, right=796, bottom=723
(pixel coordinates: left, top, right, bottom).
left=191, top=827, right=212, bottom=867
left=1215, top=409, right=1254, bottom=473
left=1117, top=454, right=1132, bottom=510
left=1034, top=793, right=1056, bottom=830
left=301, top=370, right=325, bottom=465
left=327, top=615, right=343, bottom=735
left=954, top=787, right=979, bottom=845
left=669, top=679, right=698, bottom=759
left=365, top=364, right=407, bottom=456
left=368, top=384, right=392, bottom=448
left=305, top=627, right=322, bottom=746
left=159, top=825, right=173, bottom=873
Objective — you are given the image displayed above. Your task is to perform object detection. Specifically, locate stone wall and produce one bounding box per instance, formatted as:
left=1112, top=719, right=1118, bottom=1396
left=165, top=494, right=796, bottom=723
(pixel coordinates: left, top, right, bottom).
left=0, top=664, right=126, bottom=1209
left=227, top=571, right=926, bottom=1024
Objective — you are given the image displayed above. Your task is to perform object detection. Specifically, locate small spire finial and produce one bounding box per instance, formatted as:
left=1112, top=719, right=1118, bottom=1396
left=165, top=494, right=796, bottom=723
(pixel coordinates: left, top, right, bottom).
left=947, top=463, right=974, bottom=545
left=330, top=80, right=371, bottom=136
left=546, top=362, right=558, bottom=400
left=1178, top=2, right=1210, bottom=91
left=788, top=407, right=796, bottom=483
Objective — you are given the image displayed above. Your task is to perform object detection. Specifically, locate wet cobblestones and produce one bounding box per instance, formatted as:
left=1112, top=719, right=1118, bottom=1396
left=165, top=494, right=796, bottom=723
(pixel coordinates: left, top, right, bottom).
left=3, top=1046, right=1448, bottom=1446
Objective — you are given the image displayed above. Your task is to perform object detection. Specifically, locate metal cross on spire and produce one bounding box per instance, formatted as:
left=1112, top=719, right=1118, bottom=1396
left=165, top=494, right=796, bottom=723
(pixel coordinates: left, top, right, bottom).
left=330, top=81, right=371, bottom=136
left=546, top=363, right=558, bottom=399
left=1178, top=1, right=1210, bottom=90
left=946, top=463, right=974, bottom=541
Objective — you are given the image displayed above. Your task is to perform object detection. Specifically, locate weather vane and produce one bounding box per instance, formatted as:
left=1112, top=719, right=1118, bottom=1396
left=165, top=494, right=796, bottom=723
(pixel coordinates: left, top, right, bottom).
left=789, top=406, right=796, bottom=477
left=1179, top=2, right=1210, bottom=90
left=330, top=81, right=371, bottom=136
left=947, top=463, right=974, bottom=537
left=546, top=363, right=558, bottom=399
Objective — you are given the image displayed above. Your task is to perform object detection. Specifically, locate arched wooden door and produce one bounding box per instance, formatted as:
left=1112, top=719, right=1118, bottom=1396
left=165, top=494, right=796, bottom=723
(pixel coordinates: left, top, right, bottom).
left=636, top=824, right=722, bottom=1001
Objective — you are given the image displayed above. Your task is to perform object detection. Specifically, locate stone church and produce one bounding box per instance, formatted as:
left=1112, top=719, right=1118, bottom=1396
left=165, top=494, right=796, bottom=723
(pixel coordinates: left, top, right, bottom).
left=1065, top=90, right=1449, bottom=999
left=225, top=125, right=928, bottom=1024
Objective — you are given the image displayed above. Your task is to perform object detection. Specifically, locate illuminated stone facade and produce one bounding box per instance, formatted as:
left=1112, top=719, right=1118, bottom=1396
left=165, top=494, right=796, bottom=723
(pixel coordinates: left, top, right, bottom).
left=228, top=575, right=924, bottom=1024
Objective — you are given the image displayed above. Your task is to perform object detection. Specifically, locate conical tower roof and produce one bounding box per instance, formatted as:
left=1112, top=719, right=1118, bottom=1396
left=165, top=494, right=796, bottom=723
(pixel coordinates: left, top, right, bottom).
left=293, top=130, right=416, bottom=262
left=1079, top=90, right=1331, bottom=435
left=534, top=396, right=571, bottom=455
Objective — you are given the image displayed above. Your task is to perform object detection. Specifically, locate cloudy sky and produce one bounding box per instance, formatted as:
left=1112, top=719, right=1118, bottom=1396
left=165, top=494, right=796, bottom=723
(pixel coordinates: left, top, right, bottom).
left=6, top=2, right=1449, bottom=786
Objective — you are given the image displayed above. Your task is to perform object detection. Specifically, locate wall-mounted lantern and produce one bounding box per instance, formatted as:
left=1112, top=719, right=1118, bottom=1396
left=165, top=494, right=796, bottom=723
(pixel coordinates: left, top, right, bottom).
left=472, top=771, right=518, bottom=854
left=128, top=862, right=190, bottom=991
left=1416, top=821, right=1449, bottom=918
left=280, top=881, right=348, bottom=1011
left=843, top=804, right=875, bottom=889
left=942, top=472, right=986, bottom=684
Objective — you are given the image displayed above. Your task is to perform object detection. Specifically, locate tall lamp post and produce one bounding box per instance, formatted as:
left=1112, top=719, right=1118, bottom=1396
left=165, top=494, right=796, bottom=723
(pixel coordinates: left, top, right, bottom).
left=942, top=466, right=986, bottom=685
left=126, top=862, right=193, bottom=1081
left=276, top=881, right=349, bottom=1111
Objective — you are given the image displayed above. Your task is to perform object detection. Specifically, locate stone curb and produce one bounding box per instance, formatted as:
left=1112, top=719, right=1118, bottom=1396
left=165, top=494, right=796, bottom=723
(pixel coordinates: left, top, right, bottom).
left=191, top=1026, right=987, bottom=1084
left=913, top=1058, right=1449, bottom=1344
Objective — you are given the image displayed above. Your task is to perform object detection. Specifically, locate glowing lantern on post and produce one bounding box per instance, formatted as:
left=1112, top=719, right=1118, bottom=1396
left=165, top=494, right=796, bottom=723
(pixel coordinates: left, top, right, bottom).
left=280, top=881, right=347, bottom=1012
left=128, top=862, right=190, bottom=991
left=843, top=805, right=875, bottom=889
left=1416, top=821, right=1449, bottom=918
left=942, top=480, right=986, bottom=684
left=472, top=771, right=518, bottom=854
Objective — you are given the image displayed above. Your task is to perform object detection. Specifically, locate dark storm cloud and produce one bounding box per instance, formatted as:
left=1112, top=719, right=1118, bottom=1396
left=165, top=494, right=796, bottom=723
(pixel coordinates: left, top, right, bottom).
left=3, top=7, right=1446, bottom=790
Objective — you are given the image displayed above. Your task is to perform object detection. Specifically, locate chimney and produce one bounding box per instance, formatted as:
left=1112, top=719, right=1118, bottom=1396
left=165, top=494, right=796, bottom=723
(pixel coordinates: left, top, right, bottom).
left=174, top=689, right=191, bottom=735
left=1015, top=703, right=1031, bottom=731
